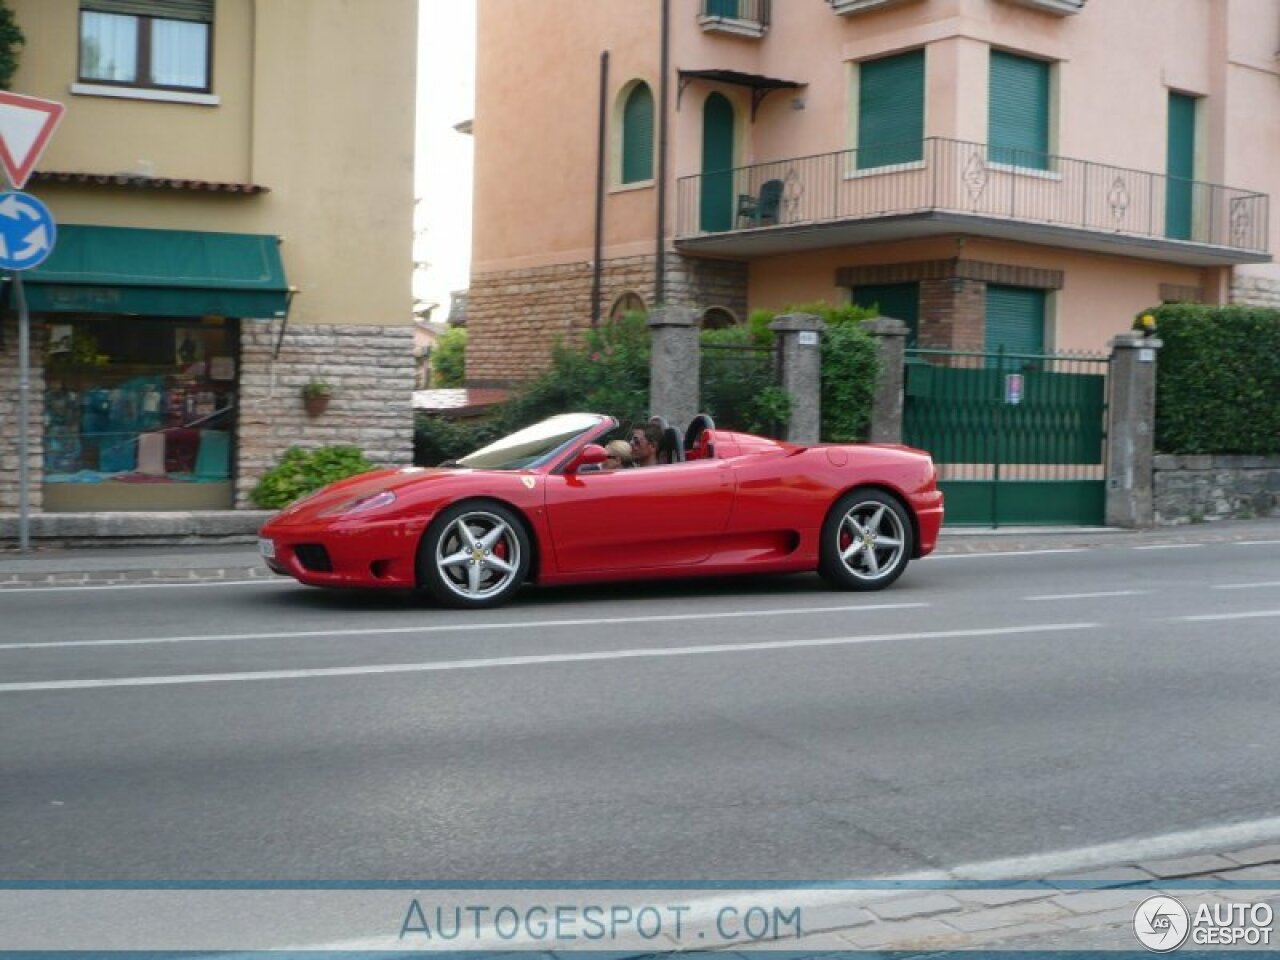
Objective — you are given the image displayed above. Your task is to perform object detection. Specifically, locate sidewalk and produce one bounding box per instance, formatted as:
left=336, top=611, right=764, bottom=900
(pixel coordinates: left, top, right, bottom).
left=1, top=516, right=1277, bottom=588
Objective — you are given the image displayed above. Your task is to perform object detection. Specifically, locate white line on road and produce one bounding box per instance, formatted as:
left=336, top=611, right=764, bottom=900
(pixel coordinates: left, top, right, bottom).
left=0, top=622, right=1098, bottom=693
left=1211, top=581, right=1280, bottom=591
left=1133, top=543, right=1203, bottom=551
left=0, top=579, right=287, bottom=595
left=0, top=602, right=928, bottom=652
left=1235, top=540, right=1280, bottom=546
left=1173, top=609, right=1280, bottom=623
left=1025, top=589, right=1147, bottom=601
left=929, top=548, right=1088, bottom=560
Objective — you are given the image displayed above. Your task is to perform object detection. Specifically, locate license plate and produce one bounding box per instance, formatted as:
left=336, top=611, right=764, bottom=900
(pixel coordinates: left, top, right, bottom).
left=258, top=537, right=276, bottom=560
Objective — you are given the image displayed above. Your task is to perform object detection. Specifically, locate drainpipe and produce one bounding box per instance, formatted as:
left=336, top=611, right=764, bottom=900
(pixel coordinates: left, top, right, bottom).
left=592, top=51, right=609, bottom=326
left=655, top=0, right=671, bottom=306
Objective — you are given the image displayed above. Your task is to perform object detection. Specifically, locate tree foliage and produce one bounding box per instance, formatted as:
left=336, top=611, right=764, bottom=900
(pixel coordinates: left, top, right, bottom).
left=0, top=1, right=23, bottom=91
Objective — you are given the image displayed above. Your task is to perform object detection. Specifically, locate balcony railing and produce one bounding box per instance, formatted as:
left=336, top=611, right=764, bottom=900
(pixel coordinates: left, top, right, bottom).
left=699, top=0, right=770, bottom=37
left=675, top=137, right=1269, bottom=258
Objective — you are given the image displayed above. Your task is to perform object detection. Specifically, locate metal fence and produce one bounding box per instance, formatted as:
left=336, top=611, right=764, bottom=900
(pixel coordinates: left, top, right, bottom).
left=699, top=340, right=783, bottom=437
left=903, top=346, right=1110, bottom=526
left=676, top=137, right=1269, bottom=254
left=700, top=0, right=770, bottom=26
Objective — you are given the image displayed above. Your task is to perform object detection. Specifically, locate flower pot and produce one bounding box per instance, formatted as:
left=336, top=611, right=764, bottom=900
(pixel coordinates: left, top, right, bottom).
left=304, top=394, right=330, bottom=417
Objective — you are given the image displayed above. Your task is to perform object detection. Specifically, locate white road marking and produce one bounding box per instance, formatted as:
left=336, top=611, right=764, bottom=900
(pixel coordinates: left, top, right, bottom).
left=0, top=602, right=928, bottom=652
left=1174, top=609, right=1280, bottom=623
left=1133, top=543, right=1202, bottom=551
left=0, top=622, right=1097, bottom=693
left=1212, top=581, right=1280, bottom=591
left=1025, top=589, right=1147, bottom=601
left=0, top=579, right=286, bottom=595
left=929, top=548, right=1087, bottom=560
left=1235, top=540, right=1280, bottom=546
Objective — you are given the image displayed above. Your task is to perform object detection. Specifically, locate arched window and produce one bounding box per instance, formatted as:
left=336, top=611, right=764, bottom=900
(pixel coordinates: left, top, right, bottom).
left=621, top=82, right=654, bottom=184
left=700, top=307, right=737, bottom=330
left=609, top=291, right=648, bottom=321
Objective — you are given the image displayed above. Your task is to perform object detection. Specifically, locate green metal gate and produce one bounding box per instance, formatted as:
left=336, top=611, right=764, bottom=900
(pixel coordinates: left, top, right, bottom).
left=903, top=347, right=1109, bottom=526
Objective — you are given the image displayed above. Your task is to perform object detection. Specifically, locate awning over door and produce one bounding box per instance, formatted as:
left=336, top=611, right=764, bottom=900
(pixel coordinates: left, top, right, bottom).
left=19, top=224, right=290, bottom=318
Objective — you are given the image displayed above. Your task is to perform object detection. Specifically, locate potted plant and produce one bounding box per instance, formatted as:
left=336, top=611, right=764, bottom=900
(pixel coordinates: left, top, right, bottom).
left=301, top=378, right=332, bottom=416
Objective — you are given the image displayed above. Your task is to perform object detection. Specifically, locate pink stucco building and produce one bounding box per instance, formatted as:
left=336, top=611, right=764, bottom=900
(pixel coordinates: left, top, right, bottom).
left=467, top=0, right=1279, bottom=384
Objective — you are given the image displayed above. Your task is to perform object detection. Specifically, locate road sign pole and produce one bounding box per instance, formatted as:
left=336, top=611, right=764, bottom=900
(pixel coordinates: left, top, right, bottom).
left=14, top=270, right=30, bottom=552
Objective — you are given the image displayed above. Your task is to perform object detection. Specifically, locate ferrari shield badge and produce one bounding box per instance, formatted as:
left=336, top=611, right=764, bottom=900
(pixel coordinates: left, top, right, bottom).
left=521, top=476, right=535, bottom=490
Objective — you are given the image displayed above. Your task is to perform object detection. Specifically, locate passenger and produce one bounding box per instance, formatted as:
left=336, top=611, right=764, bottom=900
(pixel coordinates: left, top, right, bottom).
left=629, top=422, right=663, bottom=467
left=603, top=439, right=634, bottom=470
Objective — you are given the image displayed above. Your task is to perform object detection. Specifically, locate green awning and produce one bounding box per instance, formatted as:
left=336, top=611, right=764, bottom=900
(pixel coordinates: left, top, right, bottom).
left=18, top=224, right=290, bottom=318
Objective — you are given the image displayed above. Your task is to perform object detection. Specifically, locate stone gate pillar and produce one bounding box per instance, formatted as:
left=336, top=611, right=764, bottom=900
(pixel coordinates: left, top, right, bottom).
left=1106, top=331, right=1162, bottom=528
left=861, top=316, right=909, bottom=444
left=647, top=306, right=700, bottom=431
left=769, top=312, right=826, bottom=444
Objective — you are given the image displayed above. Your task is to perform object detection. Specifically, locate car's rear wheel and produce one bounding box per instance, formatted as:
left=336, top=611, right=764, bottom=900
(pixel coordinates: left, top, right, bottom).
left=818, top=488, right=913, bottom=591
left=419, top=501, right=530, bottom=608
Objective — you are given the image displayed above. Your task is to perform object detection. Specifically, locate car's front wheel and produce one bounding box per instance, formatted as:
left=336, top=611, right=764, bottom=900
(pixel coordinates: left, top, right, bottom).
left=419, top=501, right=531, bottom=608
left=818, top=488, right=913, bottom=591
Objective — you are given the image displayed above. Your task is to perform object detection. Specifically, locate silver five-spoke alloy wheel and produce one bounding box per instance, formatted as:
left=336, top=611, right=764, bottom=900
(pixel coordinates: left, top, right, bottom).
left=819, top=489, right=913, bottom=591
left=421, top=501, right=531, bottom=608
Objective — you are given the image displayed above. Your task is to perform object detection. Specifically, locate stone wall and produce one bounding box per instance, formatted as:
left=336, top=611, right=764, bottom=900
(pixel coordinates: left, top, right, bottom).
left=1153, top=454, right=1280, bottom=525
left=465, top=254, right=749, bottom=384
left=237, top=322, right=415, bottom=507
left=1231, top=274, right=1280, bottom=308
left=0, top=313, right=47, bottom=511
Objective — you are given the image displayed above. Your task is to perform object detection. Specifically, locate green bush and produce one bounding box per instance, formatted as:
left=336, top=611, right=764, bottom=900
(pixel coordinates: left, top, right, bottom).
left=1149, top=303, right=1280, bottom=455
left=413, top=413, right=504, bottom=467
left=431, top=327, right=468, bottom=388
left=497, top=311, right=651, bottom=430
left=251, top=445, right=375, bottom=509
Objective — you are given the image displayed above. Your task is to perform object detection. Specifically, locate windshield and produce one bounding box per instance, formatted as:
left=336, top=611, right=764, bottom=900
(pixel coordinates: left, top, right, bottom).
left=455, top=413, right=610, bottom=471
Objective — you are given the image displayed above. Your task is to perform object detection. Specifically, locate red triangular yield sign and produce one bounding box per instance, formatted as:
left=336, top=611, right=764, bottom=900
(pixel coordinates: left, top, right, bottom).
left=0, top=91, right=65, bottom=190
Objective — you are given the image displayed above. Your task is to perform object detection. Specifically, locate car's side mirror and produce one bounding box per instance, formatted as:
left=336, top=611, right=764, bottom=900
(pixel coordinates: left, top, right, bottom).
left=566, top=443, right=608, bottom=474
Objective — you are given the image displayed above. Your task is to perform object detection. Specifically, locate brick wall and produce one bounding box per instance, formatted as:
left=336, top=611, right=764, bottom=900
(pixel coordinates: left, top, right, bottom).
left=918, top=277, right=985, bottom=350
left=0, top=313, right=47, bottom=511
left=237, top=323, right=415, bottom=507
left=465, top=254, right=749, bottom=384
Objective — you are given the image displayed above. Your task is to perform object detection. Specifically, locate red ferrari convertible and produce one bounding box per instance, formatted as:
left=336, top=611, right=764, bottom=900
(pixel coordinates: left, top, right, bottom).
left=258, top=413, right=944, bottom=608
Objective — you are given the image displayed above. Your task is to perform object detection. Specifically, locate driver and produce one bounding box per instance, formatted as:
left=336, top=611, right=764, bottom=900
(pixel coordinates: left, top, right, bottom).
left=629, top=422, right=662, bottom=467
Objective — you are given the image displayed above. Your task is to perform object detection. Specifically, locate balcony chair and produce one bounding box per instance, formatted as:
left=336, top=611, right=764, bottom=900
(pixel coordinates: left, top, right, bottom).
left=737, top=178, right=784, bottom=227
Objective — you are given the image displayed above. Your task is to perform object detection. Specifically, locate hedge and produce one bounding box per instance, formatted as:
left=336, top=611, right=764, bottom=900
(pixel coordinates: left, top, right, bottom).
left=1149, top=303, right=1280, bottom=455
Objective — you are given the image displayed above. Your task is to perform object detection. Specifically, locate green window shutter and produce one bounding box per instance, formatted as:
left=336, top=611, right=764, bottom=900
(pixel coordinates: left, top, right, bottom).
left=857, top=50, right=925, bottom=170
left=622, top=83, right=655, bottom=184
left=988, top=51, right=1050, bottom=170
left=852, top=282, right=919, bottom=348
left=699, top=92, right=736, bottom=232
left=82, top=0, right=213, bottom=22
left=985, top=285, right=1045, bottom=356
left=1166, top=92, right=1196, bottom=240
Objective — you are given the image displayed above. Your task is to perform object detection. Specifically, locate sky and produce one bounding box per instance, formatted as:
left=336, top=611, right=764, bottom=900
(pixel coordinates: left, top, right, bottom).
left=414, top=0, right=477, bottom=320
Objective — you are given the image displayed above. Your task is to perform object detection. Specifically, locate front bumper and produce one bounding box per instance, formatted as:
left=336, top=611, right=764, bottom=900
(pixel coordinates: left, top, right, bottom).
left=258, top=515, right=427, bottom=588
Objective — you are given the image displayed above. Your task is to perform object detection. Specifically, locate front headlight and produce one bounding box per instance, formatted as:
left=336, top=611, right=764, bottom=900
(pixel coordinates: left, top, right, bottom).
left=342, top=490, right=397, bottom=514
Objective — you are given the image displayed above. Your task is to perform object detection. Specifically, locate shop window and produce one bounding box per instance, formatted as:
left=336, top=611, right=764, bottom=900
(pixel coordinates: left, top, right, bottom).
left=42, top=316, right=238, bottom=511
left=79, top=0, right=214, bottom=93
